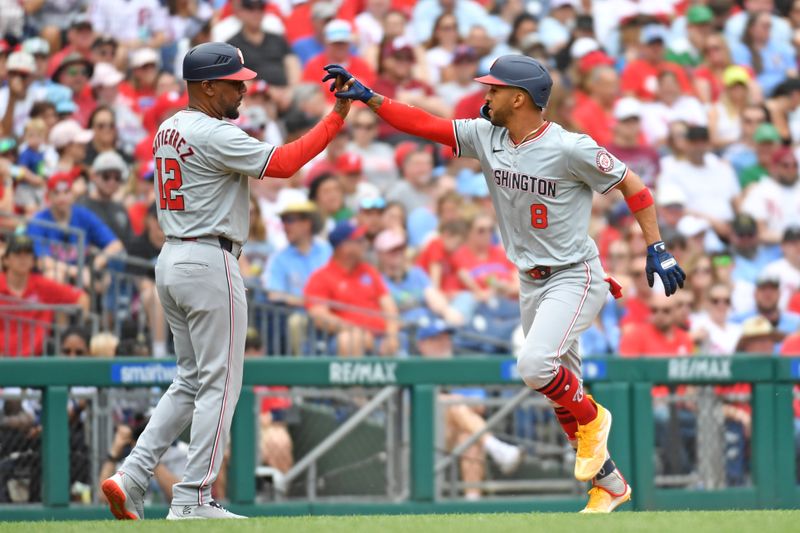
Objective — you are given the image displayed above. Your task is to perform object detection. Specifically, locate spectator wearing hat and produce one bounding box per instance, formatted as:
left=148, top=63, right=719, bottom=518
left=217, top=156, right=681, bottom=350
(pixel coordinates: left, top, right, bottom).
left=0, top=134, right=46, bottom=216
left=290, top=1, right=338, bottom=64
left=436, top=45, right=481, bottom=105
left=373, top=37, right=448, bottom=138
left=571, top=65, right=618, bottom=148
left=607, top=97, right=660, bottom=188
left=48, top=118, right=93, bottom=176
left=666, top=5, right=715, bottom=68
left=620, top=24, right=694, bottom=102
left=27, top=172, right=124, bottom=284
left=118, top=48, right=159, bottom=114
left=738, top=122, right=783, bottom=188
left=385, top=142, right=436, bottom=214
left=78, top=150, right=133, bottom=249
left=304, top=220, right=400, bottom=356
left=639, top=70, right=707, bottom=147
left=761, top=227, right=800, bottom=309
left=227, top=0, right=299, bottom=87
left=736, top=315, right=786, bottom=353
left=265, top=201, right=331, bottom=306
left=302, top=19, right=376, bottom=104
left=657, top=125, right=740, bottom=240
left=1, top=51, right=38, bottom=137
left=91, top=65, right=146, bottom=157
left=742, top=148, right=800, bottom=243
left=733, top=272, right=800, bottom=336
left=336, top=152, right=380, bottom=213
left=355, top=196, right=388, bottom=259
left=620, top=290, right=695, bottom=357
left=89, top=0, right=167, bottom=51
left=0, top=234, right=90, bottom=357
left=708, top=66, right=755, bottom=149
left=51, top=52, right=95, bottom=126
left=46, top=13, right=95, bottom=78
left=654, top=184, right=686, bottom=232
left=730, top=11, right=796, bottom=97
left=20, top=37, right=53, bottom=97
left=375, top=229, right=462, bottom=326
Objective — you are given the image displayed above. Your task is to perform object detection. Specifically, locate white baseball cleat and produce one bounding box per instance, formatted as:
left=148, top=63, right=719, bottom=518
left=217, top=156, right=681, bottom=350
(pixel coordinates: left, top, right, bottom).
left=101, top=471, right=145, bottom=520
left=166, top=501, right=246, bottom=520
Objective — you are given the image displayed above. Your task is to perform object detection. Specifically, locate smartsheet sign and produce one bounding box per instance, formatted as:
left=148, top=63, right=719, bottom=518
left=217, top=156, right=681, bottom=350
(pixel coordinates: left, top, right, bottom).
left=329, top=361, right=397, bottom=385
left=111, top=363, right=177, bottom=384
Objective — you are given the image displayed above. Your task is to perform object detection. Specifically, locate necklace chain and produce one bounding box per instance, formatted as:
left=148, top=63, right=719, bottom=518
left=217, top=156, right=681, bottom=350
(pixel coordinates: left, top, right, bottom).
left=517, top=122, right=546, bottom=145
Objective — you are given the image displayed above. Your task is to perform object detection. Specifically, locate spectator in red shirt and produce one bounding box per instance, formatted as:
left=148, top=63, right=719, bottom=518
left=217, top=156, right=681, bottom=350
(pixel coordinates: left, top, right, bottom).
left=0, top=234, right=89, bottom=357
left=372, top=37, right=449, bottom=140
left=607, top=97, right=660, bottom=188
left=118, top=48, right=159, bottom=114
left=572, top=65, right=618, bottom=147
left=620, top=24, right=693, bottom=102
left=304, top=220, right=400, bottom=356
left=450, top=214, right=518, bottom=310
left=46, top=14, right=95, bottom=78
left=51, top=53, right=95, bottom=126
left=302, top=19, right=376, bottom=104
left=417, top=216, right=468, bottom=294
left=619, top=290, right=695, bottom=357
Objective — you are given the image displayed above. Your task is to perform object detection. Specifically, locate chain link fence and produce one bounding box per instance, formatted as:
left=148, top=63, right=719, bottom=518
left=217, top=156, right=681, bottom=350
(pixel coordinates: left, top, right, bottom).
left=653, top=384, right=752, bottom=490
left=435, top=385, right=581, bottom=500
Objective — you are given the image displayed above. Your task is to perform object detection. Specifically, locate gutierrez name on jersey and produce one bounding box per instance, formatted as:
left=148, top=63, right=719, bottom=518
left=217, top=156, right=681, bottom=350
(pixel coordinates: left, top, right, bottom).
left=153, top=127, right=196, bottom=161
left=493, top=169, right=557, bottom=198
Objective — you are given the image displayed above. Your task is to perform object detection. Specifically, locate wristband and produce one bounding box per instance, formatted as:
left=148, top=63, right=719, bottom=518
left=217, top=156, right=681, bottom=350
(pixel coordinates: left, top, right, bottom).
left=106, top=453, right=120, bottom=463
left=625, top=187, right=654, bottom=213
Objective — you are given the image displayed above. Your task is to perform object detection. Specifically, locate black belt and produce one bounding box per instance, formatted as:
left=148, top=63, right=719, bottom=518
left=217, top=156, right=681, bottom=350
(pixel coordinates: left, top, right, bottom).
left=179, top=236, right=242, bottom=259
left=527, top=263, right=577, bottom=280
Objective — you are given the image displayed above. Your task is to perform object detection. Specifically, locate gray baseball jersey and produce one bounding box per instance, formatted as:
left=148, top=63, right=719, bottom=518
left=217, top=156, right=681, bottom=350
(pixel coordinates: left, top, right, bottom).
left=121, top=109, right=273, bottom=508
left=153, top=109, right=276, bottom=244
left=453, top=120, right=628, bottom=270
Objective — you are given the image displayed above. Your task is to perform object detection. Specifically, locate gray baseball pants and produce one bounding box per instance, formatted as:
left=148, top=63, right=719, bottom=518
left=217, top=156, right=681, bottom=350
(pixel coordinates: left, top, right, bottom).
left=121, top=239, right=247, bottom=506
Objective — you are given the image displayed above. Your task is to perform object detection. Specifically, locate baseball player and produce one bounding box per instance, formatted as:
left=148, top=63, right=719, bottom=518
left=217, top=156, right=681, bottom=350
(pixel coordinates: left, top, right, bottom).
left=323, top=56, right=686, bottom=513
left=101, top=42, right=353, bottom=520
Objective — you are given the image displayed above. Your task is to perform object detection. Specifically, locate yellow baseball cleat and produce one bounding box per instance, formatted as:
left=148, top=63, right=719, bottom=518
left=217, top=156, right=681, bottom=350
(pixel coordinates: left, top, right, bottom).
left=580, top=483, right=632, bottom=513
left=573, top=396, right=612, bottom=481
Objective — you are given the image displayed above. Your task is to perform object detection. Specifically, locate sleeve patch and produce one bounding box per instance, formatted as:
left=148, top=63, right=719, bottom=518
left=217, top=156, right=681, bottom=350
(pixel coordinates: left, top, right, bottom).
left=596, top=150, right=615, bottom=173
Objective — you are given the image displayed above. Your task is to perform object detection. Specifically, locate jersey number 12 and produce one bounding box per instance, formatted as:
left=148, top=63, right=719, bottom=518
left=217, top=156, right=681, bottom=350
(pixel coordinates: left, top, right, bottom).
left=530, top=203, right=548, bottom=229
left=156, top=157, right=185, bottom=211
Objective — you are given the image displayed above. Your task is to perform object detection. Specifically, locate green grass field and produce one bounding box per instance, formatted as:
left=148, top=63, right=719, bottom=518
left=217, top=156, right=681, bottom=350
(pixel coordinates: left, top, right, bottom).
left=1, top=511, right=798, bottom=533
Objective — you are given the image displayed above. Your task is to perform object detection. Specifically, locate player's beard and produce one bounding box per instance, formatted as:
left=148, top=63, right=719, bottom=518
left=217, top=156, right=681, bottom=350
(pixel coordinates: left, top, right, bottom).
left=224, top=105, right=240, bottom=120
left=488, top=106, right=508, bottom=128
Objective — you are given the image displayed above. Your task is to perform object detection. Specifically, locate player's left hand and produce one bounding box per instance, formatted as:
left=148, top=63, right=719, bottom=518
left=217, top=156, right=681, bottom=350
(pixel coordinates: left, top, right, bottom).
left=322, top=64, right=374, bottom=103
left=646, top=241, right=686, bottom=296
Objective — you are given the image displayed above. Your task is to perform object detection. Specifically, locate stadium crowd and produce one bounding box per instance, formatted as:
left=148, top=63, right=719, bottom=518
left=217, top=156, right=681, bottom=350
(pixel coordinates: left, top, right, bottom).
left=1, top=0, right=800, bottom=503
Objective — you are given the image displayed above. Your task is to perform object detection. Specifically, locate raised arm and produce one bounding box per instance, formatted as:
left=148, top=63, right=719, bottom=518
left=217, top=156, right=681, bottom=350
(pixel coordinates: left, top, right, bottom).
left=322, top=65, right=457, bottom=149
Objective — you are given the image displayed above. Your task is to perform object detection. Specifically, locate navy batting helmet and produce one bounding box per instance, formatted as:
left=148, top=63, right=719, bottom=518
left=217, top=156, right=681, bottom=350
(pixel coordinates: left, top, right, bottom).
left=182, top=42, right=257, bottom=82
left=475, top=55, right=553, bottom=109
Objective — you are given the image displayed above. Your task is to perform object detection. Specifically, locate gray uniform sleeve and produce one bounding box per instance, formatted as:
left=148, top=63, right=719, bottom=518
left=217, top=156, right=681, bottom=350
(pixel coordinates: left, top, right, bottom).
left=453, top=119, right=494, bottom=159
left=205, top=122, right=275, bottom=179
left=566, top=134, right=628, bottom=194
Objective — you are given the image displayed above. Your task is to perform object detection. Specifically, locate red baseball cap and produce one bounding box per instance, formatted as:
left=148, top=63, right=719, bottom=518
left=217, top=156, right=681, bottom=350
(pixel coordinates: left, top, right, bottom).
left=335, top=152, right=362, bottom=175
left=47, top=171, right=75, bottom=193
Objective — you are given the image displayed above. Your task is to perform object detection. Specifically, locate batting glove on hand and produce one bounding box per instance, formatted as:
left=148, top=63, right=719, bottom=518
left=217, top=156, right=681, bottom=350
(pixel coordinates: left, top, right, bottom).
left=322, top=64, right=374, bottom=103
left=646, top=241, right=686, bottom=296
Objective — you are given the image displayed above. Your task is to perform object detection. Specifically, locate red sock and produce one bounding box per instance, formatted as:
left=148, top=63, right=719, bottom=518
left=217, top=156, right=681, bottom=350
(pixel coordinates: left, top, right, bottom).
left=554, top=406, right=578, bottom=440
left=536, top=366, right=597, bottom=425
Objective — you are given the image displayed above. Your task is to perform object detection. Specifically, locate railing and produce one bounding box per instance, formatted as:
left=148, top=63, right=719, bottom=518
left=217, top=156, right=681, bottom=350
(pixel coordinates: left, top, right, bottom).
left=0, top=356, right=798, bottom=520
left=0, top=302, right=94, bottom=356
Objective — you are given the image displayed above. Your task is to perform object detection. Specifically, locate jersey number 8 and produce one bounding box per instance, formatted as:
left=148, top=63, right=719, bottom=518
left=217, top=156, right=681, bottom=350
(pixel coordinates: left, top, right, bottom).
left=530, top=203, right=548, bottom=229
left=156, top=157, right=185, bottom=211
